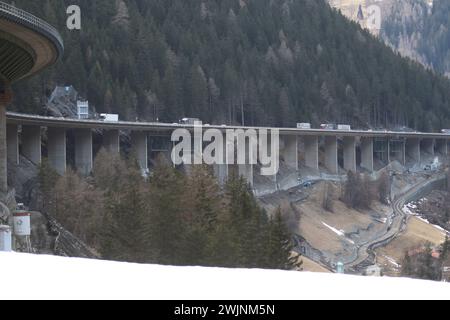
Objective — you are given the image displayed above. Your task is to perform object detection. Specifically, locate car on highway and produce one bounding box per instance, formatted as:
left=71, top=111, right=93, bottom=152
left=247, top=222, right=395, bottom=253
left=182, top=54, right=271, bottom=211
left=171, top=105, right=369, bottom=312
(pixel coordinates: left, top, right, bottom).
left=392, top=126, right=415, bottom=133
left=320, top=123, right=336, bottom=130
left=179, top=118, right=201, bottom=125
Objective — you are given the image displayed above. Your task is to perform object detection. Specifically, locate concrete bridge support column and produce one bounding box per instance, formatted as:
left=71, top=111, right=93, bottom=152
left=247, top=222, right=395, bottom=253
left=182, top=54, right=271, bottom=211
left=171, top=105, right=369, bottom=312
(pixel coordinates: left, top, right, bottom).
left=324, top=136, right=338, bottom=174
left=263, top=134, right=278, bottom=187
left=304, top=136, right=319, bottom=171
left=406, top=138, right=420, bottom=164
left=343, top=136, right=356, bottom=172
left=103, top=129, right=120, bottom=153
left=22, top=125, right=41, bottom=165
left=389, top=139, right=406, bottom=165
left=1, top=87, right=13, bottom=194
left=75, top=129, right=93, bottom=176
left=436, top=139, right=448, bottom=156
left=360, top=137, right=373, bottom=172
left=238, top=138, right=254, bottom=187
left=0, top=105, right=6, bottom=193
left=131, top=131, right=148, bottom=171
left=213, top=134, right=228, bottom=185
left=214, top=163, right=228, bottom=185
left=281, top=135, right=298, bottom=170
left=374, top=138, right=389, bottom=164
left=184, top=131, right=203, bottom=176
left=421, top=139, right=435, bottom=156
left=47, top=128, right=66, bottom=175
left=6, top=124, right=19, bottom=165
left=238, top=163, right=253, bottom=187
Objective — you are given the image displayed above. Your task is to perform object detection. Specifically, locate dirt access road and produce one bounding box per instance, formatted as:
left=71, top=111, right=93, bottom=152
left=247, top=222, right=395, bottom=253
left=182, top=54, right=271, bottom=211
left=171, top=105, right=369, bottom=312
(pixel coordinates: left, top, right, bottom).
left=345, top=174, right=446, bottom=272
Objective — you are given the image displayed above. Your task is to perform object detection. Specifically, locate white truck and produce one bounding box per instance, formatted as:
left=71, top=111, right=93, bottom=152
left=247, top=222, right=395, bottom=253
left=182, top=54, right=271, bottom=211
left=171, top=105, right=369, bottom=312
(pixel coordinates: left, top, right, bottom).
left=337, top=124, right=351, bottom=131
left=297, top=123, right=311, bottom=129
left=100, top=113, right=119, bottom=122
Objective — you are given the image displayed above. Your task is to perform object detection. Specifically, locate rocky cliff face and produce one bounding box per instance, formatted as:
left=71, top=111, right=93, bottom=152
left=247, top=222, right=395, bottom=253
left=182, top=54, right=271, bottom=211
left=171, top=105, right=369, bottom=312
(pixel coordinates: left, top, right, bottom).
left=381, top=0, right=450, bottom=77
left=328, top=0, right=403, bottom=35
left=380, top=0, right=432, bottom=68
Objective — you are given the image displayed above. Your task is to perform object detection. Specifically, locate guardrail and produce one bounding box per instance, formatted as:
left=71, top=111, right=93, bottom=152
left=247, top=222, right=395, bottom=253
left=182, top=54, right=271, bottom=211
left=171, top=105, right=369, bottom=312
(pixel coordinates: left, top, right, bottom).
left=0, top=1, right=63, bottom=53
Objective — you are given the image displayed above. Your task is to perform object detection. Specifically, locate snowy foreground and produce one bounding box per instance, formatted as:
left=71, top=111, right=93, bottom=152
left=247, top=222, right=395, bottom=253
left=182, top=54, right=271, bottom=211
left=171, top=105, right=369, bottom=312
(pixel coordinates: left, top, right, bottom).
left=1, top=252, right=449, bottom=300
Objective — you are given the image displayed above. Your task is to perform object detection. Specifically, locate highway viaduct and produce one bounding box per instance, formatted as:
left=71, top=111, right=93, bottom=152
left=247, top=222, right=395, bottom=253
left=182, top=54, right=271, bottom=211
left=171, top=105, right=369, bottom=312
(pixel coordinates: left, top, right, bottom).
left=5, top=112, right=450, bottom=189
left=1, top=2, right=449, bottom=193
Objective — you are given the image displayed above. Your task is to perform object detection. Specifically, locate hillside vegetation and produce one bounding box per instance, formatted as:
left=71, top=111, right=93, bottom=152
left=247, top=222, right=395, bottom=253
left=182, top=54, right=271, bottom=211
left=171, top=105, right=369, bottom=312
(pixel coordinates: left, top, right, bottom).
left=8, top=0, right=450, bottom=131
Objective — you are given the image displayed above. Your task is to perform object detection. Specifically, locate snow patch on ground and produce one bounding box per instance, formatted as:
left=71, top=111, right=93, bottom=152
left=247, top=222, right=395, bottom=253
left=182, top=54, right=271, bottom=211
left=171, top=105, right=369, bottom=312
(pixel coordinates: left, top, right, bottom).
left=402, top=199, right=449, bottom=235
left=402, top=204, right=416, bottom=216
left=0, top=252, right=449, bottom=300
left=322, top=222, right=345, bottom=237
left=415, top=216, right=449, bottom=234
left=382, top=255, right=400, bottom=268
left=322, top=222, right=355, bottom=245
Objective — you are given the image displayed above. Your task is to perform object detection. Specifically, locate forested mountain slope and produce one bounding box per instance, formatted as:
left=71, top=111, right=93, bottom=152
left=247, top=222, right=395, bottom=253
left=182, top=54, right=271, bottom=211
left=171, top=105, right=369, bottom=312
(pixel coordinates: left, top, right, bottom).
left=382, top=0, right=450, bottom=78
left=7, top=0, right=450, bottom=131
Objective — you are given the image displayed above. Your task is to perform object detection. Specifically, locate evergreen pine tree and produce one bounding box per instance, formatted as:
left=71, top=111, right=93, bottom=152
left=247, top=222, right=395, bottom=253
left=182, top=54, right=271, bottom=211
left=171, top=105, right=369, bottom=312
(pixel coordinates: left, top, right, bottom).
left=38, top=158, right=59, bottom=212
left=266, top=207, right=302, bottom=270
left=147, top=156, right=187, bottom=265
left=100, top=160, right=148, bottom=263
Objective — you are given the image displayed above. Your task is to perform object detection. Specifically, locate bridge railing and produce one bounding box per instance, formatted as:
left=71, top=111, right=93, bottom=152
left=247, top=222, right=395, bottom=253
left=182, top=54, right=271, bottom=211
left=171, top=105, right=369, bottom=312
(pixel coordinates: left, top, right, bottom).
left=0, top=1, right=63, bottom=52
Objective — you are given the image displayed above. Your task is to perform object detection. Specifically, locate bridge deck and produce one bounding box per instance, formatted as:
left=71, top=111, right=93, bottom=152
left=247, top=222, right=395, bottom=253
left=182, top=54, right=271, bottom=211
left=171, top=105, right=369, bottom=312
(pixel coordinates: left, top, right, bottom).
left=6, top=112, right=450, bottom=139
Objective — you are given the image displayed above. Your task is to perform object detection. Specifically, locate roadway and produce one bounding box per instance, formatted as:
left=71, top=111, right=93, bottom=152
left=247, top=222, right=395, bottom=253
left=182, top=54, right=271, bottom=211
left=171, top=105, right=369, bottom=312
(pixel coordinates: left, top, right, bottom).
left=6, top=112, right=450, bottom=139
left=345, top=174, right=447, bottom=272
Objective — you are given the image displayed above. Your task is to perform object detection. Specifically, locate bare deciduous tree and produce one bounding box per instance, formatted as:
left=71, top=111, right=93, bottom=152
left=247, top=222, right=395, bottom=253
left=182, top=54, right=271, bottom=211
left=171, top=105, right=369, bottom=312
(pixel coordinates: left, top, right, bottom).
left=322, top=182, right=334, bottom=212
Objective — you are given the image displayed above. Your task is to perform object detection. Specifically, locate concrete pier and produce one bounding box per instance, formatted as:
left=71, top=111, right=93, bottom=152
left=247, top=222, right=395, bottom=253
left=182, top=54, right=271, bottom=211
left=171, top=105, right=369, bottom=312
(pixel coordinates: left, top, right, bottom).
left=213, top=135, right=228, bottom=184
left=389, top=138, right=406, bottom=165
left=436, top=139, right=448, bottom=156
left=74, top=129, right=93, bottom=175
left=103, top=129, right=120, bottom=153
left=238, top=163, right=253, bottom=187
left=282, top=135, right=298, bottom=170
left=421, top=139, right=435, bottom=156
left=22, top=125, right=41, bottom=165
left=6, top=124, right=18, bottom=165
left=304, top=136, right=319, bottom=171
left=47, top=127, right=66, bottom=175
left=360, top=137, right=373, bottom=172
left=238, top=137, right=254, bottom=187
left=406, top=138, right=420, bottom=164
left=343, top=136, right=356, bottom=172
left=374, top=138, right=389, bottom=164
left=0, top=105, right=6, bottom=193
left=214, top=164, right=228, bottom=185
left=324, top=136, right=338, bottom=174
left=131, top=131, right=148, bottom=170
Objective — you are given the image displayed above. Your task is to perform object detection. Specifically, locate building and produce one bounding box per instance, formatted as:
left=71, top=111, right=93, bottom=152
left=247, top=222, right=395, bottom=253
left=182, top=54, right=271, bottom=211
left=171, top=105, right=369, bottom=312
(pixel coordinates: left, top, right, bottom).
left=77, top=100, right=89, bottom=119
left=365, top=265, right=382, bottom=277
